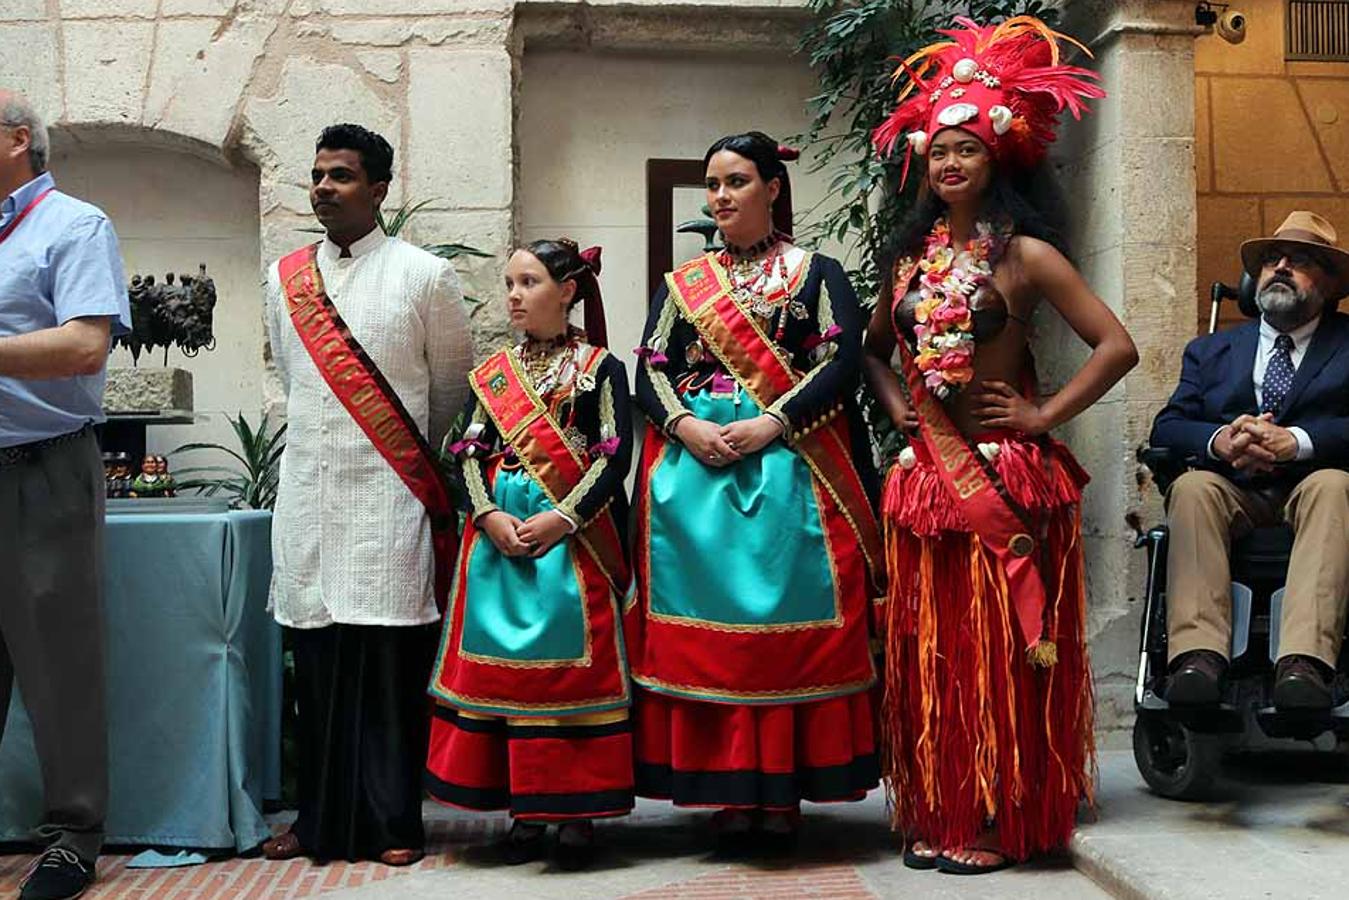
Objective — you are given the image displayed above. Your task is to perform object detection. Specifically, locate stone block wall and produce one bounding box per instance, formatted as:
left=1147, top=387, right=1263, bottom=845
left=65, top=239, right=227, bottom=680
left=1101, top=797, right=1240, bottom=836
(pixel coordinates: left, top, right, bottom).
left=1196, top=0, right=1349, bottom=332
left=2, top=0, right=522, bottom=420
left=1054, top=0, right=1202, bottom=743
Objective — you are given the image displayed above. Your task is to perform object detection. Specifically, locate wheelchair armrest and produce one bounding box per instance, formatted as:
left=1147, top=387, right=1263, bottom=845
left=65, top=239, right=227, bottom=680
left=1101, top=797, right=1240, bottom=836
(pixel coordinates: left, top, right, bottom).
left=1137, top=445, right=1200, bottom=496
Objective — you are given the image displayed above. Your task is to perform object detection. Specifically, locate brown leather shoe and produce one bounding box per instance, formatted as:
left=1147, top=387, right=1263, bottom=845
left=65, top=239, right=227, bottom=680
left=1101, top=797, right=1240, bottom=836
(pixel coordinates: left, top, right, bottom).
left=378, top=848, right=424, bottom=867
left=1165, top=649, right=1228, bottom=706
left=1273, top=654, right=1333, bottom=711
left=261, top=831, right=303, bottom=861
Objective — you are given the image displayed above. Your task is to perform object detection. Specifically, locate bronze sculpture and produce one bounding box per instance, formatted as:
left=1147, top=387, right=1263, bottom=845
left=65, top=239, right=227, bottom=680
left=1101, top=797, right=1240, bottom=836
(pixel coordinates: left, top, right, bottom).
left=115, top=264, right=218, bottom=366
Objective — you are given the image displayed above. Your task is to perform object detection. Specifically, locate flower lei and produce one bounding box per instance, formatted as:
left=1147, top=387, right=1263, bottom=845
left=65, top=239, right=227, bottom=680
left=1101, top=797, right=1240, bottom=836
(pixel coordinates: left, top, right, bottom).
left=912, top=218, right=998, bottom=399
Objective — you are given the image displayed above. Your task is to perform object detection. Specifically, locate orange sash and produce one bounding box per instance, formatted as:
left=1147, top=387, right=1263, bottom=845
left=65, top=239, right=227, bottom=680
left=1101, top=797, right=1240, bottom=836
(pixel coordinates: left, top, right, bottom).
left=470, top=348, right=631, bottom=593
left=665, top=254, right=884, bottom=587
left=278, top=244, right=456, bottom=612
left=891, top=259, right=1050, bottom=657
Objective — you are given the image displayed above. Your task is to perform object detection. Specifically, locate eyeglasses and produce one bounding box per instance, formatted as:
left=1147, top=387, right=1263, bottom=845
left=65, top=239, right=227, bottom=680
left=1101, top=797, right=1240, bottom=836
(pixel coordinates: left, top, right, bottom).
left=1260, top=248, right=1326, bottom=271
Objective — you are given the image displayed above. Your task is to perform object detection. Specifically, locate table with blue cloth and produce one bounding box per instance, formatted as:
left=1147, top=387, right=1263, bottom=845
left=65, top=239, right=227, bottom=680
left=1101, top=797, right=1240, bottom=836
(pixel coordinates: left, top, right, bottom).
left=0, top=509, right=281, bottom=853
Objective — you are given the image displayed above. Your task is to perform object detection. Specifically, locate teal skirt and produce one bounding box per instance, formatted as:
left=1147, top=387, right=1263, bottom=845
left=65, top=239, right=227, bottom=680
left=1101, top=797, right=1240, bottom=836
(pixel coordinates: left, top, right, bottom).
left=645, top=389, right=839, bottom=629
left=460, top=467, right=588, bottom=664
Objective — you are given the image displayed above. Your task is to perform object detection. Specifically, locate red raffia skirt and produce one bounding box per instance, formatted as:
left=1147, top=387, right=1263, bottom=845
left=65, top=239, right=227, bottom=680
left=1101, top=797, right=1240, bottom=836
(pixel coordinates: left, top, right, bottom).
left=880, top=433, right=1095, bottom=860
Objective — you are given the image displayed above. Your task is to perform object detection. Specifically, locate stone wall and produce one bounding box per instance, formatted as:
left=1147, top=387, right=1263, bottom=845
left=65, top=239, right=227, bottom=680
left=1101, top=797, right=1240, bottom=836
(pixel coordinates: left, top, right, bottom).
left=1195, top=0, right=1349, bottom=332
left=1054, top=0, right=1202, bottom=743
left=1, top=0, right=816, bottom=420
left=2, top=0, right=523, bottom=420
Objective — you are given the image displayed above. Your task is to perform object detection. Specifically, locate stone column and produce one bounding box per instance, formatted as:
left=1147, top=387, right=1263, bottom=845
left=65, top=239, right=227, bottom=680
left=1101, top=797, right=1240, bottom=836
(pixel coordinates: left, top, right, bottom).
left=1048, top=0, right=1202, bottom=741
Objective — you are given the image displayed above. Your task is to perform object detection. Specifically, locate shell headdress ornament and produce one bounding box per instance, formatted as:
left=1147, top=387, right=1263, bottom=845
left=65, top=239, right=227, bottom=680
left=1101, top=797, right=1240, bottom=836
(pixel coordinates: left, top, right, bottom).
left=871, top=16, right=1106, bottom=188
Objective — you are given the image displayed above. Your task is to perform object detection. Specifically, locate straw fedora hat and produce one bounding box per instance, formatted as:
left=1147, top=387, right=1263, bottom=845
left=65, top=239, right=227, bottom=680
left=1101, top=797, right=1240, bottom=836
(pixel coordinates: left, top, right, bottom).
left=1241, top=211, right=1349, bottom=301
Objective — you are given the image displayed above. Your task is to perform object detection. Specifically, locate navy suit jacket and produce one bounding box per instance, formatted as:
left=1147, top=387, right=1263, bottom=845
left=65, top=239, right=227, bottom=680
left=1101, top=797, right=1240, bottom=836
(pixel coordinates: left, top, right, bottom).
left=1150, top=312, right=1349, bottom=487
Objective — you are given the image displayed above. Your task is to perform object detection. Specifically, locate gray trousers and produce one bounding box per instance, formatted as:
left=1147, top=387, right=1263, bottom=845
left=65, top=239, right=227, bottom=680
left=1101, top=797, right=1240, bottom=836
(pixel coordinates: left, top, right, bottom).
left=0, top=428, right=107, bottom=862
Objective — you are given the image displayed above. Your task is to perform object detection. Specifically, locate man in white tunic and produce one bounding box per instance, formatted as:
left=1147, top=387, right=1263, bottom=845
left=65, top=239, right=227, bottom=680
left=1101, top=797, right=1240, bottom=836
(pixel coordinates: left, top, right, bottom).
left=261, top=124, right=472, bottom=865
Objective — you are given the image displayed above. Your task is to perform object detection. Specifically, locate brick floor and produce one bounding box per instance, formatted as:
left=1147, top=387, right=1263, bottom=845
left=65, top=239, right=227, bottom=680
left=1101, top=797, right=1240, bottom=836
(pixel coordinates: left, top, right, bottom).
left=622, top=863, right=878, bottom=899
left=0, top=818, right=497, bottom=899
left=0, top=844, right=887, bottom=900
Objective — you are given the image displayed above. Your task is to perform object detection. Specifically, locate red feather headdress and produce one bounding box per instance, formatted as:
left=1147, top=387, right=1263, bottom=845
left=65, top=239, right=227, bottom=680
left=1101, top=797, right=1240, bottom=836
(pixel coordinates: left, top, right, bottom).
left=871, top=16, right=1105, bottom=187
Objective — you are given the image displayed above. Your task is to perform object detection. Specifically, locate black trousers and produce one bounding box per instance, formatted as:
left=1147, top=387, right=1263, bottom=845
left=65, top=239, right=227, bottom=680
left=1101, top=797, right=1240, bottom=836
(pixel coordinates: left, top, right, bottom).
left=288, top=622, right=436, bottom=861
left=0, top=429, right=107, bottom=863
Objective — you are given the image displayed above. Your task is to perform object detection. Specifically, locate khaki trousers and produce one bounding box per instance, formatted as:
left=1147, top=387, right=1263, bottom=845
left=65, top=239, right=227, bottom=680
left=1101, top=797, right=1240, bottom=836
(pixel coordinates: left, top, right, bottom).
left=1166, top=468, right=1349, bottom=667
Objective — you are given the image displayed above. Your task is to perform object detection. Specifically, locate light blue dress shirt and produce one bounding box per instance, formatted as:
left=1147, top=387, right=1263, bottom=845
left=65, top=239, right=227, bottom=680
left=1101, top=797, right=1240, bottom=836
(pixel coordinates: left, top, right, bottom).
left=0, top=172, right=131, bottom=448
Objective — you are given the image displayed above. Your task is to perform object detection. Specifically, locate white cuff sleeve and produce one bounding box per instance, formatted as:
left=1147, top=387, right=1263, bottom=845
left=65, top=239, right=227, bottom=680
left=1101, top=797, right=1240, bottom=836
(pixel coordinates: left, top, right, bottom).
left=554, top=509, right=579, bottom=533
left=1206, top=426, right=1227, bottom=460
left=1288, top=426, right=1314, bottom=461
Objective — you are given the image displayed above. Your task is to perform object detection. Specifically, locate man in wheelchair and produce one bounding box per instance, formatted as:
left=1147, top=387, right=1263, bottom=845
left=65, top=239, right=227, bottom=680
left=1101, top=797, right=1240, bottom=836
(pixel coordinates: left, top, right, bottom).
left=1151, top=211, right=1349, bottom=712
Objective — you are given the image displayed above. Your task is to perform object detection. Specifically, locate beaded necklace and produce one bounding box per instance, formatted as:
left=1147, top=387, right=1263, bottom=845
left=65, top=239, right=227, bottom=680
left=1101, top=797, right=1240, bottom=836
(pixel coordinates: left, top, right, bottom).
left=717, top=237, right=806, bottom=342
left=519, top=329, right=580, bottom=396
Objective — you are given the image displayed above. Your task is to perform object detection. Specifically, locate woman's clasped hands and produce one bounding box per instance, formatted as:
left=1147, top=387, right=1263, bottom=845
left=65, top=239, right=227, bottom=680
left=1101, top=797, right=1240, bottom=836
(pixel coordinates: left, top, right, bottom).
left=479, top=509, right=572, bottom=558
left=675, top=414, right=785, bottom=467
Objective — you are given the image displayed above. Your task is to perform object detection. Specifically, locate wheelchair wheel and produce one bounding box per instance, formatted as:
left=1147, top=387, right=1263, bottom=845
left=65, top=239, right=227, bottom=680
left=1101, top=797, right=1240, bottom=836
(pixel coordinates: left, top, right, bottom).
left=1132, top=714, right=1224, bottom=800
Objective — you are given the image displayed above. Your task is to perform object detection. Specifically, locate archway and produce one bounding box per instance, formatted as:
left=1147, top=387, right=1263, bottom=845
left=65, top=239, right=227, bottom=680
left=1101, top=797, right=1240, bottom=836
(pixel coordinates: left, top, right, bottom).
left=50, top=128, right=265, bottom=456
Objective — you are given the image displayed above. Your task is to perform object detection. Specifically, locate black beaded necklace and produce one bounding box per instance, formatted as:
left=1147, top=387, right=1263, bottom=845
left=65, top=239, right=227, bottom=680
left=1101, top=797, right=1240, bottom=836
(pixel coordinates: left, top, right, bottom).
left=722, top=231, right=786, bottom=261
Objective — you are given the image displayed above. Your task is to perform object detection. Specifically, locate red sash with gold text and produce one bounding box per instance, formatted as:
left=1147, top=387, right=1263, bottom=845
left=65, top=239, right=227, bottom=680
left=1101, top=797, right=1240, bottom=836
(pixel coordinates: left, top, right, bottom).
left=891, top=259, right=1050, bottom=655
left=470, top=348, right=631, bottom=593
left=665, top=254, right=884, bottom=587
left=278, top=244, right=456, bottom=612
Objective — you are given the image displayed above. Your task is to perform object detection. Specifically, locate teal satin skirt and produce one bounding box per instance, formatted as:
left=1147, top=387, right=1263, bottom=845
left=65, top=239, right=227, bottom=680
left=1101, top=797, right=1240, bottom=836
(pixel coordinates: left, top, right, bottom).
left=646, top=389, right=838, bottom=628
left=460, top=468, right=588, bottom=664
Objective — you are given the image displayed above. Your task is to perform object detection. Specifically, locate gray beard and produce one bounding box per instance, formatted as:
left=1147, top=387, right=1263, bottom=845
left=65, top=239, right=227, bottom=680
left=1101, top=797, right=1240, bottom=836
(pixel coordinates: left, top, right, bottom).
left=1257, top=281, right=1319, bottom=330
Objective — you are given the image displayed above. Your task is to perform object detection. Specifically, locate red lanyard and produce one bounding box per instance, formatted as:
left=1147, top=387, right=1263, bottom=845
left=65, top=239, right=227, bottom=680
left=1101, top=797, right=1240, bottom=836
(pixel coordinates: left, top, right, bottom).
left=0, top=188, right=53, bottom=246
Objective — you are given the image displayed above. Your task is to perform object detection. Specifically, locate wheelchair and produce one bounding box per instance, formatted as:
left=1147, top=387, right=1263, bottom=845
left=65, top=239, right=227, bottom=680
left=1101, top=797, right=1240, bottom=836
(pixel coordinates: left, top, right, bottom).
left=1131, top=275, right=1349, bottom=800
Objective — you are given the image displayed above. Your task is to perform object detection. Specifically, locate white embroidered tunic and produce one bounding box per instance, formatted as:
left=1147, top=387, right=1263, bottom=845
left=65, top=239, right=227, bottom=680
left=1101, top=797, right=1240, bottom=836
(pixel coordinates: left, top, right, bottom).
left=264, top=229, right=474, bottom=628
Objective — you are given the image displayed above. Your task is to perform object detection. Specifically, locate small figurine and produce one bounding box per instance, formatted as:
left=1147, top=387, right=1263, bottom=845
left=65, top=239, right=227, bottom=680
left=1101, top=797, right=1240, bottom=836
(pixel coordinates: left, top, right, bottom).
left=129, top=454, right=176, bottom=498
left=103, top=452, right=134, bottom=498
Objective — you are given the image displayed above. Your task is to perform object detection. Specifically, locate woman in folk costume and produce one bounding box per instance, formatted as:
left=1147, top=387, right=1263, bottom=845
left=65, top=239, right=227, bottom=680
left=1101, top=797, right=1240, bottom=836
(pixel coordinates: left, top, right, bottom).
left=628, top=131, right=885, bottom=848
left=865, top=17, right=1137, bottom=873
left=426, top=239, right=633, bottom=871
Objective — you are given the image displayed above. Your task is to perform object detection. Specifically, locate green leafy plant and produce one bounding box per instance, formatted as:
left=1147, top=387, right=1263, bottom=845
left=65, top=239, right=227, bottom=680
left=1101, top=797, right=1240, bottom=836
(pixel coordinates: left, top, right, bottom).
left=377, top=198, right=495, bottom=268
left=172, top=412, right=286, bottom=510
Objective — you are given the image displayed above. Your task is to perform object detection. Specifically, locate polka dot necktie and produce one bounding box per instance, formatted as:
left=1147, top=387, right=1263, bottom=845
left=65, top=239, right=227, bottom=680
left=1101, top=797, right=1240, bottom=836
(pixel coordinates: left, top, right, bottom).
left=1261, top=333, right=1296, bottom=416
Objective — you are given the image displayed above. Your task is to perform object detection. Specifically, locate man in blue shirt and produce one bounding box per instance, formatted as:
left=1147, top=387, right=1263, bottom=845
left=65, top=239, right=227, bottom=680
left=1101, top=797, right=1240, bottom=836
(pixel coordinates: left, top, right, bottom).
left=0, top=90, right=130, bottom=900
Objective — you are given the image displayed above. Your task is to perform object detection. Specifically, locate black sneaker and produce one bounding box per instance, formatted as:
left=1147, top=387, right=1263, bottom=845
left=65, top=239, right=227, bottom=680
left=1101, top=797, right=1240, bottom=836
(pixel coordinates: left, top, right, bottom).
left=20, top=847, right=94, bottom=900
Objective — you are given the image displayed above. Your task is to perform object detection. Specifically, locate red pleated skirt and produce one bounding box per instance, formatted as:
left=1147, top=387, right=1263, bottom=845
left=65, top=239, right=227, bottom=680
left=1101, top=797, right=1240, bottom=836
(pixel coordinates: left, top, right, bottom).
left=633, top=688, right=879, bottom=811
left=424, top=706, right=635, bottom=822
left=880, top=435, right=1095, bottom=860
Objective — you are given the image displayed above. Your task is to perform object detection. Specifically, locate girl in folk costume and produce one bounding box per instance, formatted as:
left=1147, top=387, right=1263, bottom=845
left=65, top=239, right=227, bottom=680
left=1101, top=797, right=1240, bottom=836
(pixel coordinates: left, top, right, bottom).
left=629, top=132, right=885, bottom=848
left=426, top=240, right=633, bottom=871
left=865, top=17, right=1137, bottom=873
